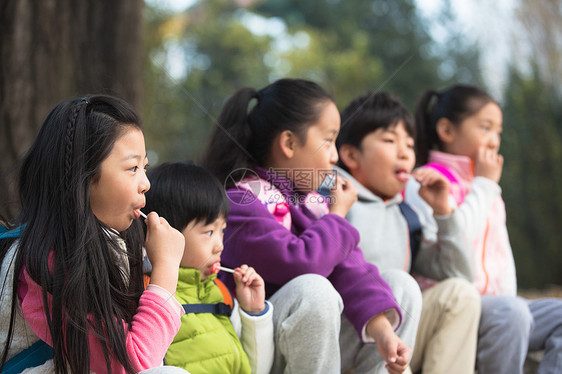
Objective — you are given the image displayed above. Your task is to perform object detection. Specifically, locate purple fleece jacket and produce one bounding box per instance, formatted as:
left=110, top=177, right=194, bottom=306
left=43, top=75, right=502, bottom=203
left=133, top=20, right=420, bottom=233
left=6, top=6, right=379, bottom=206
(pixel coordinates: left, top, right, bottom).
left=219, top=168, right=401, bottom=337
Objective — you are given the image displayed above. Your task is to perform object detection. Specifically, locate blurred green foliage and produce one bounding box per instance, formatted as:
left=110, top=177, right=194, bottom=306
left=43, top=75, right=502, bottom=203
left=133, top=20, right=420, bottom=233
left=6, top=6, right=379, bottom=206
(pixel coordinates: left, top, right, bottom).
left=142, top=0, right=482, bottom=163
left=502, top=67, right=562, bottom=289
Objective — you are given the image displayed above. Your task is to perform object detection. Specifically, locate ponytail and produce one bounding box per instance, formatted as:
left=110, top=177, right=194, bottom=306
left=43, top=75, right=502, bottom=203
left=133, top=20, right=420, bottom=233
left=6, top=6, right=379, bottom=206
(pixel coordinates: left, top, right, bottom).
left=414, top=84, right=496, bottom=166
left=202, top=78, right=333, bottom=186
left=201, top=87, right=258, bottom=185
left=414, top=89, right=440, bottom=166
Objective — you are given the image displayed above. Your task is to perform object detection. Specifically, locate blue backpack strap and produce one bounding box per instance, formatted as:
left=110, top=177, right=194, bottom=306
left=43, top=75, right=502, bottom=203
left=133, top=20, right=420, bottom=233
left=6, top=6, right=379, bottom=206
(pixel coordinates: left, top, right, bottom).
left=2, top=340, right=54, bottom=374
left=398, top=202, right=422, bottom=265
left=0, top=226, right=23, bottom=239
left=316, top=187, right=331, bottom=198
left=1, top=225, right=52, bottom=374
left=182, top=302, right=233, bottom=317
left=182, top=278, right=234, bottom=317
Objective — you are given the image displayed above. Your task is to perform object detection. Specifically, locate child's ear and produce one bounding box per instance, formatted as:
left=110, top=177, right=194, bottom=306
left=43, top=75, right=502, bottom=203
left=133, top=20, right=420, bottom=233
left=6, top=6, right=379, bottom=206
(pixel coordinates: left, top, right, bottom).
left=339, top=144, right=360, bottom=171
left=279, top=130, right=297, bottom=159
left=436, top=118, right=456, bottom=144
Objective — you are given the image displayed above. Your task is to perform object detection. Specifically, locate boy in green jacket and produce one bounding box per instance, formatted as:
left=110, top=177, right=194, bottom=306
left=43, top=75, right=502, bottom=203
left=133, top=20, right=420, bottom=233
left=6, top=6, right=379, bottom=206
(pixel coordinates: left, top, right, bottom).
left=145, top=162, right=274, bottom=374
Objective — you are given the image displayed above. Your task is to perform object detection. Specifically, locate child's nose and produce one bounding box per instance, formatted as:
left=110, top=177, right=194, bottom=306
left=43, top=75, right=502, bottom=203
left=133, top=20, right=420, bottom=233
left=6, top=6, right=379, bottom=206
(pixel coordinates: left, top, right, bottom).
left=139, top=173, right=150, bottom=193
left=330, top=143, right=339, bottom=164
left=488, top=132, right=501, bottom=150
left=397, top=143, right=411, bottom=159
left=213, top=241, right=224, bottom=254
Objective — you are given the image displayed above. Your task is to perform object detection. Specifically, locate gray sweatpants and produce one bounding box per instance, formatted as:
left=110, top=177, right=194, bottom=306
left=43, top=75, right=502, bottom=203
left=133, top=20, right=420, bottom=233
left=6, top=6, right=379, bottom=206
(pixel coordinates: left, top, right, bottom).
left=269, top=272, right=420, bottom=374
left=269, top=274, right=344, bottom=374
left=477, top=295, right=562, bottom=374
left=339, top=269, right=422, bottom=374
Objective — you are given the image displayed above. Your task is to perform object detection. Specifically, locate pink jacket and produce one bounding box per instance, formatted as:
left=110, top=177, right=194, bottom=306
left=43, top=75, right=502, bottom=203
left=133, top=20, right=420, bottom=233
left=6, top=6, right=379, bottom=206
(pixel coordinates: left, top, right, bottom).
left=406, top=150, right=517, bottom=296
left=18, top=266, right=183, bottom=373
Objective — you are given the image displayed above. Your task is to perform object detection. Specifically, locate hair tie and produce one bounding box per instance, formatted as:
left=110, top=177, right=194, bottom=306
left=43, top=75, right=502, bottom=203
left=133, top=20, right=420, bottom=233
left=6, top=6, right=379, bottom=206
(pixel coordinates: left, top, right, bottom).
left=247, top=92, right=259, bottom=114
left=427, top=90, right=442, bottom=110
left=71, top=97, right=89, bottom=111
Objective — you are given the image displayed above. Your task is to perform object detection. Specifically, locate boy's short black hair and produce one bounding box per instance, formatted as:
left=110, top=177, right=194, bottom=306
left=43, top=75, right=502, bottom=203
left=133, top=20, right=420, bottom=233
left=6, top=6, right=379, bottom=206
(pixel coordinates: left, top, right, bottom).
left=145, top=162, right=230, bottom=232
left=336, top=91, right=415, bottom=171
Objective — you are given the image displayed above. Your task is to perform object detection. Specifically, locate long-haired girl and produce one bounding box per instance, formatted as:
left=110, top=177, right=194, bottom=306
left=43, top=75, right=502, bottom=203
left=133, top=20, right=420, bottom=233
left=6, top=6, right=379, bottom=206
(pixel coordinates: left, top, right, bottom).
left=0, top=96, right=186, bottom=374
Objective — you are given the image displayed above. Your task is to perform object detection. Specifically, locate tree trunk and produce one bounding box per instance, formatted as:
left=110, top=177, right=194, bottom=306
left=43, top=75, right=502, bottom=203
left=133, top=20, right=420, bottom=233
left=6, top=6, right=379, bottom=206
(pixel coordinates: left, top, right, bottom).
left=0, top=0, right=144, bottom=221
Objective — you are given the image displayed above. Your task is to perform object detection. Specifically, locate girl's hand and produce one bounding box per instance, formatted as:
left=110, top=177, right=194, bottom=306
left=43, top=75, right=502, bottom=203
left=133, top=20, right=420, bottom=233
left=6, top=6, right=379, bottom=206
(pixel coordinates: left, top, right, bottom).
left=366, top=314, right=411, bottom=374
left=144, top=212, right=185, bottom=294
left=329, top=176, right=357, bottom=218
left=234, top=265, right=266, bottom=314
left=475, top=146, right=503, bottom=183
left=384, top=338, right=410, bottom=374
left=412, top=168, right=453, bottom=216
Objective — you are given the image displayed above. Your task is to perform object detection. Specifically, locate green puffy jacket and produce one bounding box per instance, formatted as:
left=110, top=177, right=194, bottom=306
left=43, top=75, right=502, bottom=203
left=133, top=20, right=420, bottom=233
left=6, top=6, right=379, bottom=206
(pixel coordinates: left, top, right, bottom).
left=165, top=268, right=251, bottom=374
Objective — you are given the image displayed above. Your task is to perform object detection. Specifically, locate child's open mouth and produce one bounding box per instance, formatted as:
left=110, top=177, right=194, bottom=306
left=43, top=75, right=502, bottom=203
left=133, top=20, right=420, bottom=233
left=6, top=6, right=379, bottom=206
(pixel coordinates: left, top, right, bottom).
left=209, top=262, right=221, bottom=274
left=395, top=170, right=410, bottom=182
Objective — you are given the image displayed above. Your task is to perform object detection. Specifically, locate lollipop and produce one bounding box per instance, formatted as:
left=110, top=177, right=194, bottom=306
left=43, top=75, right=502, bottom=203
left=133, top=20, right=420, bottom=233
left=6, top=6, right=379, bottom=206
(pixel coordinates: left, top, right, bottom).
left=211, top=263, right=221, bottom=274
left=210, top=263, right=235, bottom=274
left=136, top=209, right=147, bottom=219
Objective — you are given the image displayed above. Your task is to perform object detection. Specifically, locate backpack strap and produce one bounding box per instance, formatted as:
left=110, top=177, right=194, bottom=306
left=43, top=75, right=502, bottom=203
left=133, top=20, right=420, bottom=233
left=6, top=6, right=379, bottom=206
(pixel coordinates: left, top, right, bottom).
left=143, top=274, right=151, bottom=290
left=398, top=202, right=422, bottom=265
left=181, top=302, right=233, bottom=317
left=181, top=278, right=234, bottom=317
left=0, top=226, right=23, bottom=239
left=0, top=226, right=53, bottom=373
left=214, top=278, right=233, bottom=308
left=2, top=340, right=54, bottom=374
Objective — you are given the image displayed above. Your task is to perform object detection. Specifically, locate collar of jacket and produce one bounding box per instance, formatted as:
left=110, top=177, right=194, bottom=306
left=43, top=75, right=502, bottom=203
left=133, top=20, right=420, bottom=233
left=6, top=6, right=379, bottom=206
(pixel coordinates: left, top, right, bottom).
left=428, top=150, right=475, bottom=182
left=177, top=267, right=218, bottom=299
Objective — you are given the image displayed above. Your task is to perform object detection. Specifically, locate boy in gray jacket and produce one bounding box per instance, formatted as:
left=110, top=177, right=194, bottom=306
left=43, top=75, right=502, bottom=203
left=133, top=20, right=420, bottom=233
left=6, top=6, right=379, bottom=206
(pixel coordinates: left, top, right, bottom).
left=335, top=91, right=481, bottom=374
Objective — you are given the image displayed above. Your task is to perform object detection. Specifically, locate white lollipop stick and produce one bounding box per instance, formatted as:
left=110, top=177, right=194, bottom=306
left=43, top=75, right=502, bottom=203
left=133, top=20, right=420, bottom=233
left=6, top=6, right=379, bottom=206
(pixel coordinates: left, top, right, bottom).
left=219, top=266, right=235, bottom=274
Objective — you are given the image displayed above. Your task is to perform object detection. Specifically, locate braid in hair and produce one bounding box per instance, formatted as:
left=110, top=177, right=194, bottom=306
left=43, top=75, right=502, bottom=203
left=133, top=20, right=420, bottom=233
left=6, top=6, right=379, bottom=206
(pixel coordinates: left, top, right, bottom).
left=64, top=99, right=88, bottom=195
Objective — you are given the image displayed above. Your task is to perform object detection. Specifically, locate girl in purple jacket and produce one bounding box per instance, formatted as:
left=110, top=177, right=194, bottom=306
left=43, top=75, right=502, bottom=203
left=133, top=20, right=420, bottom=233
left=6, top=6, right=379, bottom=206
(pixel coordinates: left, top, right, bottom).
left=202, top=78, right=412, bottom=374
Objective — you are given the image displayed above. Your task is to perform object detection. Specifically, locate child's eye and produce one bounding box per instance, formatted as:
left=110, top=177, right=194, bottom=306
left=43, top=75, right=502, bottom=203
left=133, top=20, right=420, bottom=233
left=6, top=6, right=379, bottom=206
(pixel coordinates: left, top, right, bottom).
left=130, top=166, right=139, bottom=172
left=205, top=230, right=213, bottom=237
left=383, top=138, right=395, bottom=143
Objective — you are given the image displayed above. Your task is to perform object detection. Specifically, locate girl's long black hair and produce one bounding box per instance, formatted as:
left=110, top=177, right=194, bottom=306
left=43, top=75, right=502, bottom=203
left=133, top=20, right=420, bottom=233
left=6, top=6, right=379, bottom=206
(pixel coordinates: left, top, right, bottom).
left=0, top=95, right=145, bottom=374
left=200, top=78, right=333, bottom=185
left=414, top=84, right=496, bottom=165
